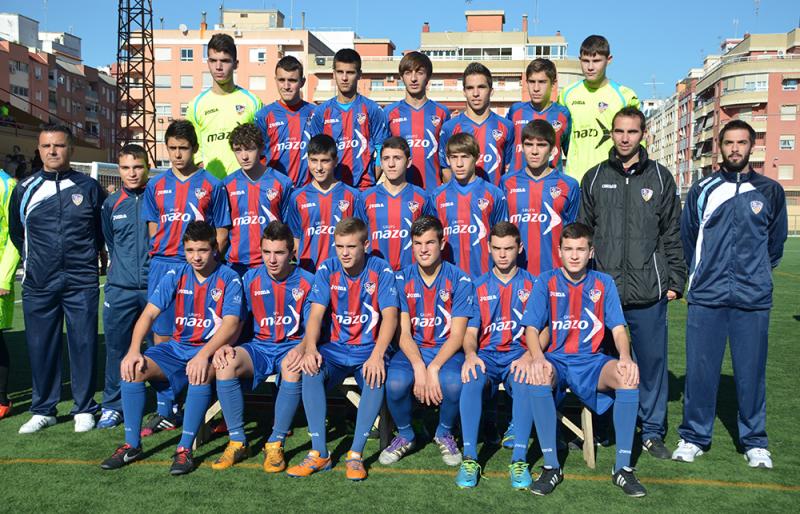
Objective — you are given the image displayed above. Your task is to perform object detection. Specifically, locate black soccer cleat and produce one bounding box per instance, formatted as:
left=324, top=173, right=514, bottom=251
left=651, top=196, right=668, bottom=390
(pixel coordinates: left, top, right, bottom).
left=170, top=446, right=195, bottom=476
left=530, top=466, right=564, bottom=496
left=642, top=437, right=672, bottom=460
left=612, top=467, right=647, bottom=497
left=100, top=443, right=143, bottom=470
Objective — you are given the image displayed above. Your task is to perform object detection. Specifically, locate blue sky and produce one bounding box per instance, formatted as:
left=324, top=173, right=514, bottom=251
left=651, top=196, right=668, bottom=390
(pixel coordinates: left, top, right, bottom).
left=4, top=0, right=797, bottom=98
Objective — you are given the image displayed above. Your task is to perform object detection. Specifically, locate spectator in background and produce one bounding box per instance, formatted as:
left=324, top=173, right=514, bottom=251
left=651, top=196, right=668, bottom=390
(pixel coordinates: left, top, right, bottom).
left=0, top=166, right=21, bottom=420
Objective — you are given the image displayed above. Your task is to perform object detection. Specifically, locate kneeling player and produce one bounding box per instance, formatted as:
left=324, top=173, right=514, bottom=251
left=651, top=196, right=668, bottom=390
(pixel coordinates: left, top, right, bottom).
left=456, top=222, right=536, bottom=488
left=211, top=221, right=313, bottom=471
left=520, top=223, right=645, bottom=497
left=288, top=217, right=399, bottom=480
left=100, top=221, right=243, bottom=475
left=381, top=216, right=474, bottom=467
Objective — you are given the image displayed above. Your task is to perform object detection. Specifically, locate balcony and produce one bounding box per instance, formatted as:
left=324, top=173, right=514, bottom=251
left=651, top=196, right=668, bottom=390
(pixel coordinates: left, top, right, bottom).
left=719, top=89, right=768, bottom=107
left=750, top=145, right=766, bottom=163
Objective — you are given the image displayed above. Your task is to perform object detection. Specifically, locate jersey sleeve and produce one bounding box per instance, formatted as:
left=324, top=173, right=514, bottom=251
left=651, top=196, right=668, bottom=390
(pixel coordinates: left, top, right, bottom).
left=466, top=288, right=482, bottom=329
left=491, top=191, right=509, bottom=225
left=369, top=102, right=389, bottom=147
left=377, top=264, right=400, bottom=310
left=309, top=263, right=332, bottom=307
left=438, top=123, right=452, bottom=169
left=561, top=109, right=572, bottom=158
left=502, top=122, right=515, bottom=170
left=396, top=272, right=409, bottom=314
left=623, top=86, right=640, bottom=109
left=100, top=196, right=114, bottom=256
left=768, top=183, right=788, bottom=268
left=307, top=104, right=324, bottom=137
left=564, top=178, right=580, bottom=224
left=520, top=276, right=549, bottom=331
left=149, top=269, right=179, bottom=312
left=680, top=184, right=700, bottom=268
left=211, top=182, right=232, bottom=228
left=222, top=274, right=244, bottom=319
left=602, top=277, right=626, bottom=329
left=285, top=191, right=302, bottom=237
left=142, top=182, right=159, bottom=223
left=451, top=275, right=474, bottom=319
left=0, top=177, right=20, bottom=289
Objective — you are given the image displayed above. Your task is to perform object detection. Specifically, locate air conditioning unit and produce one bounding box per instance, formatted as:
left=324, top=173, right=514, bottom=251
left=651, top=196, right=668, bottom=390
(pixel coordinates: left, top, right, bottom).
left=315, top=57, right=326, bottom=66
left=234, top=29, right=243, bottom=38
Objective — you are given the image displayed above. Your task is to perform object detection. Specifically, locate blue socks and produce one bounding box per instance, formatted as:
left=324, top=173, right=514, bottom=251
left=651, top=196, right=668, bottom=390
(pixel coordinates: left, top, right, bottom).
left=459, top=370, right=486, bottom=460
left=269, top=379, right=302, bottom=443
left=613, top=389, right=639, bottom=472
left=385, top=370, right=415, bottom=441
left=510, top=382, right=534, bottom=463
left=351, top=382, right=385, bottom=454
left=530, top=384, right=559, bottom=469
left=301, top=371, right=329, bottom=457
left=178, top=384, right=212, bottom=449
left=121, top=381, right=146, bottom=448
left=216, top=379, right=246, bottom=444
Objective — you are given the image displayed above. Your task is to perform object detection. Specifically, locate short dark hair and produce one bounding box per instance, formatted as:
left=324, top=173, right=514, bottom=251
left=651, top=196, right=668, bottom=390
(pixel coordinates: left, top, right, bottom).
left=411, top=215, right=443, bottom=241
left=261, top=220, right=294, bottom=252
left=580, top=35, right=610, bottom=57
left=490, top=221, right=521, bottom=245
left=525, top=58, right=557, bottom=83
left=462, top=62, right=492, bottom=88
left=446, top=132, right=480, bottom=159
left=229, top=123, right=265, bottom=150
left=307, top=134, right=337, bottom=159
left=333, top=48, right=361, bottom=72
left=208, top=33, right=237, bottom=61
left=40, top=123, right=74, bottom=146
left=381, top=136, right=410, bottom=159
left=398, top=51, right=432, bottom=77
left=118, top=143, right=149, bottom=167
left=560, top=222, right=594, bottom=246
left=719, top=119, right=756, bottom=146
left=276, top=55, right=303, bottom=76
left=334, top=216, right=368, bottom=241
left=521, top=119, right=556, bottom=148
left=165, top=119, right=198, bottom=148
left=612, top=106, right=646, bottom=132
left=182, top=220, right=217, bottom=247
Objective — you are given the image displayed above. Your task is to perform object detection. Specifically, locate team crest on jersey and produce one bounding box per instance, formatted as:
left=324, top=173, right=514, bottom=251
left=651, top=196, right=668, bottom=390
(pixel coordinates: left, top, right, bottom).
left=430, top=115, right=441, bottom=126
left=551, top=120, right=563, bottom=131
left=71, top=193, right=83, bottom=206
left=266, top=188, right=278, bottom=201
left=598, top=101, right=609, bottom=113
left=477, top=198, right=490, bottom=211
left=641, top=188, right=653, bottom=202
left=589, top=289, right=602, bottom=303
left=550, top=186, right=562, bottom=199
left=211, top=288, right=222, bottom=302
left=235, top=104, right=246, bottom=114
left=195, top=188, right=208, bottom=200
left=408, top=201, right=420, bottom=213
left=363, top=282, right=376, bottom=295
left=291, top=287, right=304, bottom=301
left=439, top=289, right=451, bottom=302
left=491, top=129, right=503, bottom=141
left=337, top=200, right=351, bottom=212
left=750, top=200, right=763, bottom=214
left=356, top=113, right=367, bottom=125
left=517, top=289, right=531, bottom=303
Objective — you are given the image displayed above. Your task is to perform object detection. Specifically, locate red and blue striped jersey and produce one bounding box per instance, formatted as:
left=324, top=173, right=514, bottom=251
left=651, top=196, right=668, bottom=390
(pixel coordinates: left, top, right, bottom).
left=427, top=178, right=508, bottom=278
left=469, top=269, right=536, bottom=352
left=242, top=264, right=314, bottom=344
left=438, top=112, right=514, bottom=186
left=142, top=169, right=231, bottom=260
left=502, top=170, right=580, bottom=275
left=309, top=255, right=399, bottom=346
left=506, top=102, right=571, bottom=172
left=223, top=168, right=293, bottom=268
left=255, top=100, right=315, bottom=186
left=521, top=269, right=625, bottom=355
left=357, top=183, right=429, bottom=271
left=397, top=261, right=474, bottom=349
left=149, top=262, right=243, bottom=345
left=285, top=182, right=362, bottom=271
left=384, top=99, right=451, bottom=191
left=305, top=94, right=389, bottom=191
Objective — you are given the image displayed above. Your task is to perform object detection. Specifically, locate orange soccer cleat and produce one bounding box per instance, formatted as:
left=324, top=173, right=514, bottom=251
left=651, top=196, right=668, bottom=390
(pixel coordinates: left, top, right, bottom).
left=285, top=450, right=332, bottom=477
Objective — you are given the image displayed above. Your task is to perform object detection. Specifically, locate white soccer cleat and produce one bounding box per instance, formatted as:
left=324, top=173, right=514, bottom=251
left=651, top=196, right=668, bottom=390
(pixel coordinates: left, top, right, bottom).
left=74, top=412, right=96, bottom=433
left=672, top=439, right=704, bottom=462
left=744, top=448, right=773, bottom=469
left=18, top=414, right=57, bottom=434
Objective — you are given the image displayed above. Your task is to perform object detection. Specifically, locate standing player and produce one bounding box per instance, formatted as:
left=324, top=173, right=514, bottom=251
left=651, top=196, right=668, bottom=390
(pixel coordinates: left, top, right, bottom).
left=0, top=167, right=20, bottom=419
left=520, top=222, right=645, bottom=497
left=381, top=216, right=473, bottom=468
left=507, top=58, right=571, bottom=172
left=224, top=123, right=293, bottom=276
left=255, top=56, right=314, bottom=186
left=439, top=63, right=514, bottom=186
left=429, top=133, right=508, bottom=278
left=100, top=221, right=243, bottom=475
left=358, top=137, right=429, bottom=271
left=287, top=217, right=399, bottom=481
left=384, top=51, right=451, bottom=190
left=98, top=144, right=151, bottom=429
left=286, top=134, right=361, bottom=272
left=187, top=33, right=263, bottom=179
left=305, top=49, right=388, bottom=191
left=455, top=222, right=536, bottom=489
left=559, top=35, right=640, bottom=182
left=210, top=221, right=314, bottom=472
left=502, top=120, right=579, bottom=276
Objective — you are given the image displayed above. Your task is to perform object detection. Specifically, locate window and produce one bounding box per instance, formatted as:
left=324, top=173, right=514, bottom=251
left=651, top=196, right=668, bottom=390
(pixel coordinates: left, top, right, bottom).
left=202, top=72, right=212, bottom=89
left=155, top=75, right=171, bottom=88
left=180, top=103, right=188, bottom=116
left=156, top=130, right=165, bottom=142
left=249, top=76, right=266, bottom=90
left=11, top=85, right=29, bottom=97
left=780, top=105, right=797, bottom=121
left=34, top=66, right=42, bottom=79
left=155, top=103, right=172, bottom=116
left=316, top=79, right=331, bottom=90
left=180, top=48, right=194, bottom=62
left=779, top=135, right=795, bottom=150
left=371, top=79, right=383, bottom=90
left=202, top=44, right=208, bottom=62
left=778, top=165, right=794, bottom=181
left=782, top=79, right=798, bottom=91
left=180, top=75, right=193, bottom=89
left=154, top=47, right=172, bottom=61
left=249, top=48, right=267, bottom=63
left=35, top=91, right=43, bottom=102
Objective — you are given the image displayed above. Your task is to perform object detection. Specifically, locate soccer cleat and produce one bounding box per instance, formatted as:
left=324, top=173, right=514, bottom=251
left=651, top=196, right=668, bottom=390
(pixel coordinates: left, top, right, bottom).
left=744, top=448, right=773, bottom=469
left=530, top=466, right=564, bottom=496
left=74, top=412, right=96, bottom=432
left=509, top=461, right=532, bottom=490
left=140, top=412, right=182, bottom=438
left=672, top=439, right=704, bottom=463
left=501, top=423, right=515, bottom=449
left=211, top=441, right=247, bottom=470
left=434, top=434, right=463, bottom=466
left=612, top=467, right=647, bottom=497
left=170, top=446, right=195, bottom=476
left=378, top=436, right=416, bottom=465
left=0, top=401, right=12, bottom=420
left=642, top=437, right=671, bottom=459
left=285, top=450, right=332, bottom=477
left=454, top=459, right=482, bottom=488
left=97, top=409, right=123, bottom=429
left=345, top=451, right=367, bottom=481
left=100, top=443, right=143, bottom=470
left=262, top=441, right=286, bottom=473
left=18, top=414, right=57, bottom=434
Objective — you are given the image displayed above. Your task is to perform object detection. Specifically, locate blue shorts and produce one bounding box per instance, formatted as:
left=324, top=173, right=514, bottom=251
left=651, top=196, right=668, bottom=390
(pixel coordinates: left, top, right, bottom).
left=477, top=347, right=527, bottom=393
left=147, top=257, right=185, bottom=336
left=388, top=346, right=465, bottom=374
left=318, top=341, right=389, bottom=391
left=144, top=340, right=204, bottom=399
left=545, top=352, right=615, bottom=415
left=241, top=341, right=299, bottom=391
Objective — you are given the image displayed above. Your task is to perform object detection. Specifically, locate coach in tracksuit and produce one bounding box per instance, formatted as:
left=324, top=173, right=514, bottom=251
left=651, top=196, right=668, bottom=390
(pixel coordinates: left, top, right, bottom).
left=9, top=124, right=106, bottom=434
left=674, top=120, right=786, bottom=469
left=98, top=144, right=151, bottom=429
left=578, top=107, right=685, bottom=459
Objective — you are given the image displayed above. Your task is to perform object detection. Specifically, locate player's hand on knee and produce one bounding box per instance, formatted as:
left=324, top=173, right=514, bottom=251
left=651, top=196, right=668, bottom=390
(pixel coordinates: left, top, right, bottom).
left=412, top=366, right=427, bottom=402
left=301, top=348, right=322, bottom=375
left=616, top=358, right=639, bottom=388
left=461, top=353, right=486, bottom=383
left=121, top=351, right=145, bottom=382
left=510, top=353, right=533, bottom=383
left=186, top=355, right=209, bottom=385
left=531, top=356, right=552, bottom=386
left=283, top=347, right=304, bottom=373
left=425, top=368, right=443, bottom=406
left=362, top=353, right=385, bottom=389
left=213, top=345, right=235, bottom=369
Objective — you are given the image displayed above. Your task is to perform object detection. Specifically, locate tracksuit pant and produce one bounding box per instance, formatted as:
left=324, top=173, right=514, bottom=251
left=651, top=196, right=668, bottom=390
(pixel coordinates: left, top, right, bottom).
left=102, top=285, right=148, bottom=412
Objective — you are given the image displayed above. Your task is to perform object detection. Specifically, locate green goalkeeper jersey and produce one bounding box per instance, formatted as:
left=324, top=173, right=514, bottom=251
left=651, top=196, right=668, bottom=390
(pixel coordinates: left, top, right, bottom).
left=558, top=79, right=639, bottom=182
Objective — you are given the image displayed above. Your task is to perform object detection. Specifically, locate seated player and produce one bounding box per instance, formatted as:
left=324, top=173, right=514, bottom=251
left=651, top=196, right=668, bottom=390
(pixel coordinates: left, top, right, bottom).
left=358, top=137, right=429, bottom=271
left=381, top=216, right=474, bottom=468
left=286, top=134, right=361, bottom=272
left=287, top=217, right=399, bottom=481
left=519, top=222, right=645, bottom=497
left=211, top=221, right=313, bottom=471
left=456, top=221, right=536, bottom=489
left=100, top=221, right=243, bottom=475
